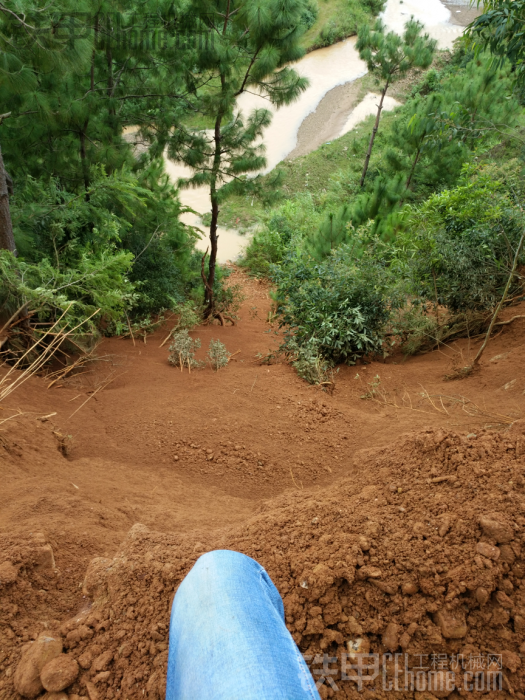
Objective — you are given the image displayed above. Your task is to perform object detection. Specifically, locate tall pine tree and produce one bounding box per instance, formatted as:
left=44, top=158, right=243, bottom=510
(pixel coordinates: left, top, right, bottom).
left=356, top=18, right=436, bottom=187
left=166, top=0, right=309, bottom=318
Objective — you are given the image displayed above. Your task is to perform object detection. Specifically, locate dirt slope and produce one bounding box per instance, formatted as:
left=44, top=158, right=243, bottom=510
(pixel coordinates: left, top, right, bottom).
left=1, top=269, right=525, bottom=699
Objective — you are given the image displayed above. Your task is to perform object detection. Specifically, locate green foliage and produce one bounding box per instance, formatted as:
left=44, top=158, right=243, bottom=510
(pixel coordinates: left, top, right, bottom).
left=300, top=0, right=319, bottom=30
left=241, top=228, right=289, bottom=276
left=273, top=245, right=401, bottom=365
left=438, top=56, right=520, bottom=146
left=362, top=0, right=386, bottom=13
left=388, top=306, right=441, bottom=356
left=305, top=210, right=350, bottom=259
left=161, top=301, right=202, bottom=347
left=243, top=48, right=523, bottom=277
left=213, top=281, right=246, bottom=318
left=0, top=248, right=135, bottom=334
left=174, top=302, right=202, bottom=332
left=12, top=169, right=146, bottom=265
left=0, top=2, right=205, bottom=338
left=304, top=175, right=408, bottom=259
left=357, top=18, right=437, bottom=86
left=168, top=330, right=202, bottom=371
left=467, top=0, right=525, bottom=91
left=403, top=164, right=525, bottom=313
left=356, top=18, right=437, bottom=186
left=383, top=93, right=467, bottom=199
left=301, top=0, right=382, bottom=51
left=206, top=339, right=231, bottom=371
left=289, top=338, right=334, bottom=385
left=241, top=194, right=320, bottom=273
left=389, top=306, right=494, bottom=356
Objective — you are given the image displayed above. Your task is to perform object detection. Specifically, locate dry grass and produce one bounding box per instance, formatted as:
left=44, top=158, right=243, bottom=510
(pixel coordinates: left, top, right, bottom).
left=356, top=373, right=519, bottom=429
left=0, top=307, right=101, bottom=404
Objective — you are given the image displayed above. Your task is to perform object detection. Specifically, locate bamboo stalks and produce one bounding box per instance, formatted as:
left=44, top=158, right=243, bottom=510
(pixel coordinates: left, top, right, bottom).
left=0, top=307, right=100, bottom=403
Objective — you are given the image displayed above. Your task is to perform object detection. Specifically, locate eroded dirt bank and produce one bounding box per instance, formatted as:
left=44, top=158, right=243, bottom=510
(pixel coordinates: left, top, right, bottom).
left=1, top=270, right=525, bottom=699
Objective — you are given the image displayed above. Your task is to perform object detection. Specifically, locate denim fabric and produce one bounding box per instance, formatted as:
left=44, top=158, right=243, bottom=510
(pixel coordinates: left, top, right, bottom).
left=166, top=550, right=320, bottom=700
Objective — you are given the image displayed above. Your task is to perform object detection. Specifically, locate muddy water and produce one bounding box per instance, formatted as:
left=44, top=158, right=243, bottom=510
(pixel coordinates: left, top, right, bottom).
left=382, top=0, right=463, bottom=48
left=339, top=93, right=401, bottom=138
left=163, top=158, right=247, bottom=264
left=166, top=0, right=468, bottom=262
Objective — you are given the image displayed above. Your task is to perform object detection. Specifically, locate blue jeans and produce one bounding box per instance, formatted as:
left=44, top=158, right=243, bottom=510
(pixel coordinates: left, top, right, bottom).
left=166, top=550, right=320, bottom=700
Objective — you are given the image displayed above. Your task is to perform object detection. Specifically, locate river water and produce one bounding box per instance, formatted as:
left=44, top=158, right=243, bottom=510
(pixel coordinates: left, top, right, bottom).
left=167, top=0, right=468, bottom=262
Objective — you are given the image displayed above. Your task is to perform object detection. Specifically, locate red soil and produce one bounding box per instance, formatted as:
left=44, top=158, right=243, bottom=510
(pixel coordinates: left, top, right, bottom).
left=1, top=269, right=525, bottom=699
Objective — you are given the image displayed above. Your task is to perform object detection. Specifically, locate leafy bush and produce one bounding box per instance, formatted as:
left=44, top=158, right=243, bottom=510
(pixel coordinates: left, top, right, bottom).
left=168, top=330, right=201, bottom=371
left=213, top=281, right=245, bottom=317
left=240, top=228, right=288, bottom=276
left=404, top=164, right=525, bottom=312
left=119, top=162, right=201, bottom=316
left=300, top=0, right=319, bottom=30
left=361, top=0, right=386, bottom=14
left=273, top=245, right=401, bottom=366
left=289, top=337, right=334, bottom=385
left=11, top=164, right=200, bottom=321
left=206, top=339, right=231, bottom=370
left=389, top=306, right=494, bottom=356
left=174, top=301, right=202, bottom=331
left=0, top=249, right=135, bottom=335
left=240, top=194, right=320, bottom=276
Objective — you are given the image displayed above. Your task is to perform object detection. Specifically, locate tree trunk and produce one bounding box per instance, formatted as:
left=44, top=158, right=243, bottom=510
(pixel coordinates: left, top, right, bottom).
left=0, top=144, right=16, bottom=255
left=473, top=227, right=525, bottom=367
left=405, top=147, right=421, bottom=190
left=106, top=16, right=115, bottom=118
left=205, top=191, right=219, bottom=314
left=204, top=109, right=224, bottom=317
left=79, top=119, right=90, bottom=198
left=360, top=80, right=390, bottom=188
left=91, top=14, right=99, bottom=92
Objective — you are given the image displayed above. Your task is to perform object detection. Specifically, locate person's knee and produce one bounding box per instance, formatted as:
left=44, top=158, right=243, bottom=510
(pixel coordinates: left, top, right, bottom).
left=192, top=549, right=255, bottom=575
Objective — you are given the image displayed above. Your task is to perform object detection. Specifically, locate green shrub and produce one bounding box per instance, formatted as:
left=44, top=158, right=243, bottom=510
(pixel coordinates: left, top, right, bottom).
left=168, top=330, right=201, bottom=371
left=300, top=0, right=319, bottom=30
left=11, top=164, right=200, bottom=321
left=206, top=339, right=231, bottom=370
left=0, top=249, right=135, bottom=335
left=174, top=301, right=202, bottom=331
left=213, top=281, right=245, bottom=317
left=240, top=228, right=288, bottom=276
left=273, top=245, right=401, bottom=367
left=362, top=0, right=386, bottom=14
left=289, top=337, right=334, bottom=385
left=404, top=164, right=525, bottom=312
left=240, top=194, right=320, bottom=276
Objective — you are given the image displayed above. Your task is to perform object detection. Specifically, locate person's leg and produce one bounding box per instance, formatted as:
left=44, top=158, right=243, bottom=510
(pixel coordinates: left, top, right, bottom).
left=166, top=550, right=320, bottom=700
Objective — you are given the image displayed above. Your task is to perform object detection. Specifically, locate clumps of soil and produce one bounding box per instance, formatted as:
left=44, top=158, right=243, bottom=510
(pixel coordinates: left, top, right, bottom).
left=2, top=423, right=525, bottom=700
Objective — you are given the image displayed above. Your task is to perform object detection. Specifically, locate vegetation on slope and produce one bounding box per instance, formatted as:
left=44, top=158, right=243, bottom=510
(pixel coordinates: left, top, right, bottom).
left=237, top=25, right=525, bottom=380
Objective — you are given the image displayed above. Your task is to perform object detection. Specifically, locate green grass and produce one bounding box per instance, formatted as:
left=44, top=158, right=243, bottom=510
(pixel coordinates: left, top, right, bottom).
left=302, top=0, right=380, bottom=51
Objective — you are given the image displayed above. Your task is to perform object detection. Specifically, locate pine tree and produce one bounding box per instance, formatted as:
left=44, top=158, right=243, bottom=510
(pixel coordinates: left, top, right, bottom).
left=356, top=17, right=436, bottom=187
left=306, top=174, right=406, bottom=259
left=383, top=93, right=458, bottom=197
left=0, top=1, right=202, bottom=320
left=305, top=209, right=350, bottom=260
left=440, top=56, right=520, bottom=146
left=166, top=0, right=309, bottom=318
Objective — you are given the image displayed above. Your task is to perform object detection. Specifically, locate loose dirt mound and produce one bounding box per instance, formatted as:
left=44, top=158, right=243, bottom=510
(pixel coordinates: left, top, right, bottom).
left=3, top=422, right=524, bottom=700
